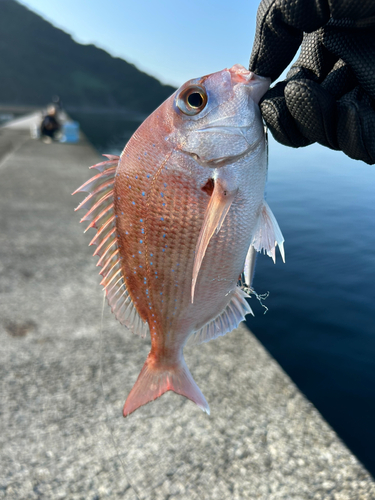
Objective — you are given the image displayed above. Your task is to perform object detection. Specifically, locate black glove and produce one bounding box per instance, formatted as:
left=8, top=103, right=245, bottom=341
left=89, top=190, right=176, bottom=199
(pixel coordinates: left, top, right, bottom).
left=249, top=0, right=375, bottom=165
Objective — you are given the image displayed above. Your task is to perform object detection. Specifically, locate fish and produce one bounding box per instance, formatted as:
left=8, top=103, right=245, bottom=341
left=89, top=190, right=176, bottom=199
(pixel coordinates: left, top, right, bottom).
left=73, top=64, right=285, bottom=417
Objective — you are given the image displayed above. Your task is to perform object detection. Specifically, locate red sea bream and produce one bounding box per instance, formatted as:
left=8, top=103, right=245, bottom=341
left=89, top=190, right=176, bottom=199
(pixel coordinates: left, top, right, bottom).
left=74, top=64, right=285, bottom=417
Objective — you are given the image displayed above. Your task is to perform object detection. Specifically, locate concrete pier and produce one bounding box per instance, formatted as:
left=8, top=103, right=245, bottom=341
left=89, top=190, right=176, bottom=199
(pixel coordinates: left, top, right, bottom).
left=0, top=121, right=374, bottom=499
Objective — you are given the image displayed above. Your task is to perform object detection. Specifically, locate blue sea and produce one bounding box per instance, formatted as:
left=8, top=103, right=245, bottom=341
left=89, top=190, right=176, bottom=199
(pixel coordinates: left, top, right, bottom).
left=72, top=111, right=375, bottom=475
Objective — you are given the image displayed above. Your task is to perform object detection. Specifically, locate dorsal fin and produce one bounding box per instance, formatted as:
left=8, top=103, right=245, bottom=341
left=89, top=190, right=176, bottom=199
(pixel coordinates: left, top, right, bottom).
left=186, top=287, right=253, bottom=346
left=73, top=155, right=149, bottom=338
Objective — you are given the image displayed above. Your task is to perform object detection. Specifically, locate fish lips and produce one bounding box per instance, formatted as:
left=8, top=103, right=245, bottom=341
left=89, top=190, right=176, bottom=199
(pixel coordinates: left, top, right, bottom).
left=246, top=75, right=271, bottom=104
left=228, top=65, right=271, bottom=104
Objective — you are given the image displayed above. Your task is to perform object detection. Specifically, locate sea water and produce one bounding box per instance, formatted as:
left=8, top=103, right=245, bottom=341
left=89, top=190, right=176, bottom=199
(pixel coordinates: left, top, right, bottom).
left=250, top=137, right=375, bottom=474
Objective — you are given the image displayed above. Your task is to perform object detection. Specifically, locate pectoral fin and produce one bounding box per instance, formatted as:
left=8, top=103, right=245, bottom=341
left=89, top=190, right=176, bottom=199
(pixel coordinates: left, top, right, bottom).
left=192, top=178, right=238, bottom=303
left=251, top=200, right=285, bottom=263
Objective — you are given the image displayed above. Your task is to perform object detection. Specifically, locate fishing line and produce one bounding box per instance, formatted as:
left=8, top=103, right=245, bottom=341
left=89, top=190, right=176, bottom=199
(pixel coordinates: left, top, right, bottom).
left=99, top=291, right=142, bottom=500
left=248, top=288, right=269, bottom=314
left=239, top=275, right=270, bottom=314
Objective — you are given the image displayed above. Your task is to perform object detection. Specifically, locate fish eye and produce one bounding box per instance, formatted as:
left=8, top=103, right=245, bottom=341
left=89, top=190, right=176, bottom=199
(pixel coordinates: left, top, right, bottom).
left=176, top=85, right=207, bottom=116
left=187, top=92, right=203, bottom=108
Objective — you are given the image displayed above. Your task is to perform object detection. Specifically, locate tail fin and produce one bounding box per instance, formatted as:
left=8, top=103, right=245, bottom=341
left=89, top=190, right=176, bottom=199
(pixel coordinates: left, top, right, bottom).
left=123, top=355, right=210, bottom=417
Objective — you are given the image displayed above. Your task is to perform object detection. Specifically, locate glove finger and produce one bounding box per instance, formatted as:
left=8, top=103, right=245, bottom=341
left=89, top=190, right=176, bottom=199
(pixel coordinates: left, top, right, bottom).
left=249, top=0, right=330, bottom=81
left=285, top=79, right=339, bottom=150
left=323, top=22, right=375, bottom=99
left=287, top=30, right=339, bottom=83
left=321, top=59, right=357, bottom=100
left=260, top=82, right=312, bottom=148
left=337, top=87, right=375, bottom=165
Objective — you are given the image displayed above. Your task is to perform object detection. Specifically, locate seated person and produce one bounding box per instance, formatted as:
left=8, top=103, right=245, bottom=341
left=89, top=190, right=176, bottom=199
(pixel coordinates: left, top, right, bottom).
left=40, top=105, right=60, bottom=142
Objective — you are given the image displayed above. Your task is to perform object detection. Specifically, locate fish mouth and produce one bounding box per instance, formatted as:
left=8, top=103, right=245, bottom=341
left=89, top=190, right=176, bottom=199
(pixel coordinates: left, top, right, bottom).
left=228, top=64, right=256, bottom=84
left=228, top=64, right=271, bottom=104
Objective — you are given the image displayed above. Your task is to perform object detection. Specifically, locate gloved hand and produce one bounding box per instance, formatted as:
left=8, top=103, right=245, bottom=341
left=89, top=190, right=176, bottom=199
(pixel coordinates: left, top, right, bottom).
left=249, top=0, right=375, bottom=165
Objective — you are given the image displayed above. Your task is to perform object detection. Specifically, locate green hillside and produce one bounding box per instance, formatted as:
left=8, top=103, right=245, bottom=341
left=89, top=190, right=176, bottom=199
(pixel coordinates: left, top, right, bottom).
left=0, top=0, right=176, bottom=113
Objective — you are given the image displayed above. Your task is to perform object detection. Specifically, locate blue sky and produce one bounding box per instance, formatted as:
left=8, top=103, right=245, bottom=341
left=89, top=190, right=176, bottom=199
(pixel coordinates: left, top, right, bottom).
left=17, top=0, right=261, bottom=87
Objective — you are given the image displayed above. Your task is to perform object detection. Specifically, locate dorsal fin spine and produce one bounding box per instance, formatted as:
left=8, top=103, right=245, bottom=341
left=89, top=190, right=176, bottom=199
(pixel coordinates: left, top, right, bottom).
left=92, top=227, right=116, bottom=254
left=102, top=268, right=122, bottom=289
left=84, top=209, right=114, bottom=233
left=89, top=157, right=119, bottom=171
left=100, top=262, right=121, bottom=286
left=95, top=236, right=117, bottom=262
left=84, top=177, right=114, bottom=197
left=72, top=167, right=116, bottom=194
left=78, top=191, right=113, bottom=219
left=99, top=249, right=120, bottom=272
left=75, top=187, right=114, bottom=213
left=75, top=185, right=113, bottom=212
left=101, top=154, right=120, bottom=162
left=89, top=215, right=116, bottom=246
left=81, top=202, right=114, bottom=223
left=83, top=203, right=114, bottom=230
left=106, top=276, right=124, bottom=296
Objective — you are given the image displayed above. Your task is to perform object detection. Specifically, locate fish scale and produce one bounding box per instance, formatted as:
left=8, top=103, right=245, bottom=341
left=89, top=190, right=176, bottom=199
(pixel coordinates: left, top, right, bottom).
left=74, top=64, right=285, bottom=417
left=119, top=156, right=206, bottom=340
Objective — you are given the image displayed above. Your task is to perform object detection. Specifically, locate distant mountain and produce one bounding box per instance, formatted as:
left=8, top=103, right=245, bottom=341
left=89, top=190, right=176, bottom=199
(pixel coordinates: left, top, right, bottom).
left=0, top=0, right=176, bottom=114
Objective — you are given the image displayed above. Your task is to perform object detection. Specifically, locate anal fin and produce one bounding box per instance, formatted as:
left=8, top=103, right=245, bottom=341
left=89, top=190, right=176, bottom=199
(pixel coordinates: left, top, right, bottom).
left=186, top=287, right=253, bottom=346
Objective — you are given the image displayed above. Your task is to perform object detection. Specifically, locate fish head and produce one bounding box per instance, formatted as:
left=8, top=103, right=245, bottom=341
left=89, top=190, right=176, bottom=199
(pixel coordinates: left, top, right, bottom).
left=169, top=64, right=271, bottom=167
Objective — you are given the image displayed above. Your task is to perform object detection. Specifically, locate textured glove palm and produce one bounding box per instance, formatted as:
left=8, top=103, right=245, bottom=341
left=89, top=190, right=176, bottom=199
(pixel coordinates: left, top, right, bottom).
left=249, top=0, right=375, bottom=164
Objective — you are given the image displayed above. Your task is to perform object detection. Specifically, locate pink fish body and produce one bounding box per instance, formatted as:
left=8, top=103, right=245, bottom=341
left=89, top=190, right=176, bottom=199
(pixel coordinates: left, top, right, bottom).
left=74, top=64, right=285, bottom=416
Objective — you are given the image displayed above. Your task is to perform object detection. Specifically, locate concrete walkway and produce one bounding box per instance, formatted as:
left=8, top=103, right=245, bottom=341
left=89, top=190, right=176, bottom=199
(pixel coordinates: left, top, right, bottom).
left=0, top=125, right=374, bottom=499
